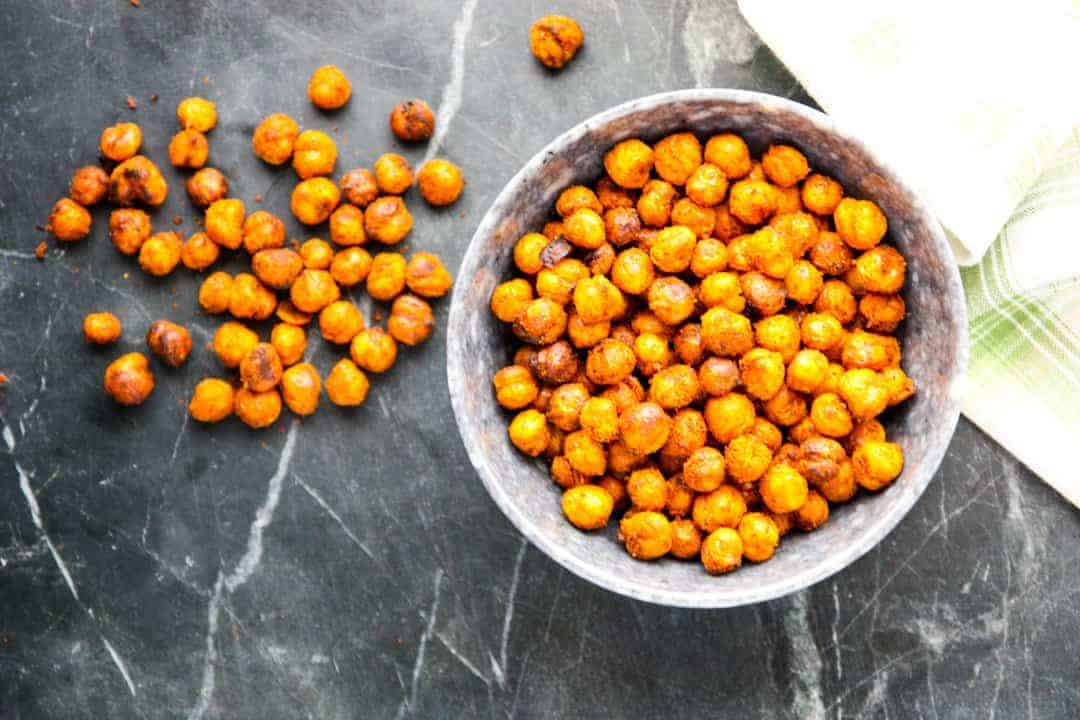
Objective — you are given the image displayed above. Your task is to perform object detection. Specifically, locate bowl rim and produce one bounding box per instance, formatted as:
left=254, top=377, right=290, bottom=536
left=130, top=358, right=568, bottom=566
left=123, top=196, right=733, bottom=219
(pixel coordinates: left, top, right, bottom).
left=447, top=88, right=968, bottom=608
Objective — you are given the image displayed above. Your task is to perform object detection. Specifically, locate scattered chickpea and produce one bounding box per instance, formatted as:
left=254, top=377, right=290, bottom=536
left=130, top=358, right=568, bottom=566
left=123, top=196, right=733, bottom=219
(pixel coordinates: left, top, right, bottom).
left=373, top=153, right=413, bottom=195
left=366, top=252, right=407, bottom=301
left=253, top=113, right=300, bottom=166
left=109, top=156, right=168, bottom=207
left=417, top=159, right=465, bottom=206
left=290, top=269, right=341, bottom=314
left=364, top=196, right=413, bottom=245
left=239, top=342, right=283, bottom=393
left=252, top=248, right=303, bottom=290
left=177, top=97, right=217, bottom=132
left=529, top=15, right=584, bottom=70
left=700, top=528, right=742, bottom=574
left=389, top=99, right=435, bottom=142
left=104, top=352, right=155, bottom=406
left=181, top=232, right=220, bottom=271
left=70, top=166, right=109, bottom=206
left=291, top=177, right=340, bottom=225
left=46, top=198, right=91, bottom=242
left=307, top=65, right=351, bottom=110
left=330, top=247, right=373, bottom=288
left=405, top=252, right=453, bottom=298
left=198, top=272, right=233, bottom=315
left=276, top=300, right=313, bottom=326
left=339, top=168, right=379, bottom=208
left=109, top=208, right=151, bottom=255
left=186, top=167, right=229, bottom=208
left=270, top=323, right=306, bottom=367
left=281, top=363, right=321, bottom=416
left=188, top=379, right=234, bottom=423
left=292, top=129, right=337, bottom=179
left=146, top=320, right=192, bottom=368
left=139, top=231, right=183, bottom=276
left=168, top=129, right=209, bottom=168
left=319, top=300, right=365, bottom=345
left=242, top=210, right=286, bottom=254
left=100, top=122, right=142, bottom=162
left=388, top=294, right=435, bottom=346
left=205, top=198, right=245, bottom=249
left=212, top=321, right=259, bottom=368
left=351, top=327, right=398, bottom=374
left=234, top=388, right=282, bottom=429
left=83, top=312, right=122, bottom=345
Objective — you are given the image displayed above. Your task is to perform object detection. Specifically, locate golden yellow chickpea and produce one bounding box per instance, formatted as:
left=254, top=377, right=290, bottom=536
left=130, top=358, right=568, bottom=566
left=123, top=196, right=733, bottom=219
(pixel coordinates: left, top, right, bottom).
left=686, top=239, right=724, bottom=280
left=741, top=272, right=787, bottom=316
left=490, top=279, right=534, bottom=323
left=561, top=485, right=614, bottom=531
left=280, top=362, right=321, bottom=416
left=740, top=348, right=785, bottom=401
left=546, top=382, right=588, bottom=431
left=45, top=198, right=91, bottom=242
left=759, top=462, right=808, bottom=514
left=307, top=65, right=351, bottom=110
left=550, top=455, right=586, bottom=488
left=365, top=252, right=407, bottom=302
left=271, top=323, right=306, bottom=367
left=242, top=211, right=285, bottom=254
left=646, top=276, right=695, bottom=326
left=493, top=365, right=538, bottom=410
left=513, top=297, right=567, bottom=345
left=672, top=198, right=716, bottom=238
left=402, top=252, right=453, bottom=299
left=213, top=321, right=259, bottom=369
left=553, top=186, right=600, bottom=218
left=834, top=198, right=888, bottom=250
left=319, top=300, right=365, bottom=345
left=292, top=129, right=337, bottom=179
left=512, top=233, right=548, bottom=275
left=669, top=518, right=703, bottom=559
left=239, top=342, right=283, bottom=393
left=188, top=378, right=234, bottom=423
left=276, top=300, right=313, bottom=326
left=618, top=401, right=671, bottom=455
left=841, top=330, right=900, bottom=372
left=682, top=163, right=728, bottom=208
left=700, top=306, right=753, bottom=357
left=530, top=14, right=584, bottom=69
left=724, top=434, right=772, bottom=484
left=881, top=366, right=916, bottom=407
left=417, top=159, right=465, bottom=207
left=100, top=122, right=142, bottom=161
left=812, top=281, right=855, bottom=324
left=104, top=352, right=155, bottom=406
left=801, top=312, right=845, bottom=351
left=797, top=436, right=846, bottom=486
left=691, top=484, right=745, bottom=533
left=570, top=276, right=617, bottom=325
left=747, top=226, right=794, bottom=279
left=808, top=232, right=852, bottom=277
left=609, top=248, right=654, bottom=296
left=604, top=139, right=653, bottom=189
left=300, top=238, right=335, bottom=269
left=290, top=268, right=341, bottom=314
left=810, top=392, right=854, bottom=438
left=253, top=113, right=300, bottom=166
left=389, top=99, right=435, bottom=142
left=700, top=528, right=743, bottom=573
left=633, top=181, right=672, bottom=230
left=699, top=271, right=745, bottom=314
left=567, top=313, right=610, bottom=349
left=853, top=440, right=904, bottom=491
left=324, top=358, right=370, bottom=407
left=801, top=173, right=843, bottom=215
left=770, top=211, right=819, bottom=256
left=776, top=186, right=803, bottom=215
left=290, top=177, right=340, bottom=226
left=753, top=315, right=799, bottom=362
left=697, top=357, right=738, bottom=398
left=728, top=179, right=779, bottom=225
left=371, top=153, right=412, bottom=196
left=671, top=325, right=704, bottom=368
left=725, top=233, right=753, bottom=272
left=593, top=176, right=633, bottom=211
left=364, top=196, right=413, bottom=245
left=324, top=205, right=366, bottom=248
left=388, top=294, right=435, bottom=346
left=578, top=396, right=619, bottom=443
left=642, top=226, right=693, bottom=275
left=793, top=489, right=829, bottom=531
left=763, top=385, right=809, bottom=428
left=704, top=133, right=751, bottom=179
left=818, top=459, right=857, bottom=504
left=761, top=144, right=809, bottom=188
left=138, top=231, right=182, bottom=276
left=859, top=293, right=906, bottom=333
left=83, top=312, right=122, bottom=345
left=850, top=245, right=906, bottom=295
left=738, top=512, right=780, bottom=563
left=631, top=332, right=669, bottom=378
left=198, top=272, right=233, bottom=315
left=713, top=205, right=747, bottom=244
left=175, top=96, right=216, bottom=132
left=786, top=260, right=824, bottom=305
left=168, top=129, right=209, bottom=169
left=508, top=408, right=550, bottom=457
left=559, top=207, right=603, bottom=250
left=619, top=511, right=672, bottom=560
left=585, top=338, right=635, bottom=385
left=250, top=248, right=301, bottom=290
left=179, top=231, right=219, bottom=272
left=786, top=349, right=828, bottom=394
left=108, top=208, right=151, bottom=255
left=346, top=327, right=396, bottom=375
left=625, top=467, right=666, bottom=511
left=204, top=198, right=245, bottom=250
left=651, top=132, right=701, bottom=185
left=109, top=155, right=168, bottom=207
left=648, top=364, right=700, bottom=410
left=838, top=368, right=890, bottom=421
left=563, top=430, right=605, bottom=476
left=702, top=392, right=753, bottom=444
left=227, top=273, right=270, bottom=320
left=70, top=165, right=109, bottom=206
left=682, top=446, right=725, bottom=493
left=339, top=168, right=379, bottom=208
left=328, top=247, right=372, bottom=288
left=234, top=388, right=282, bottom=429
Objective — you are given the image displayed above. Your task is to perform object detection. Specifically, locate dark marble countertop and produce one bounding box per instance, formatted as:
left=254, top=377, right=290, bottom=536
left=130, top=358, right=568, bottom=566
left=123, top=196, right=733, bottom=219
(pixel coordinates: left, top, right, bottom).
left=1, top=2, right=1078, bottom=718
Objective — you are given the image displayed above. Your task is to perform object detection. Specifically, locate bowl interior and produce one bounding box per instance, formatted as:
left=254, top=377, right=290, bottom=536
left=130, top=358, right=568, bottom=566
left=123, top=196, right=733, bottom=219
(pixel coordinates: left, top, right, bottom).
left=448, top=90, right=966, bottom=607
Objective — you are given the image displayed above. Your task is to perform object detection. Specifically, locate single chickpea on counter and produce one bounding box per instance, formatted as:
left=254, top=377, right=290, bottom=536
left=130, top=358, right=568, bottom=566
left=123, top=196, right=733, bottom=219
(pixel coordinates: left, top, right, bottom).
left=319, top=300, right=365, bottom=345
left=177, top=97, right=217, bottom=132
left=329, top=204, right=366, bottom=246
left=168, top=129, right=209, bottom=169
left=109, top=208, right=151, bottom=255
left=205, top=198, right=245, bottom=249
left=239, top=343, right=283, bottom=392
left=340, top=169, right=379, bottom=207
left=290, top=269, right=341, bottom=314
left=83, top=312, right=122, bottom=345
left=270, top=323, right=306, bottom=367
left=405, top=252, right=453, bottom=298
left=139, top=231, right=183, bottom=276
left=100, top=122, right=142, bottom=162
left=109, top=156, right=168, bottom=207
left=291, top=177, right=340, bottom=225
left=242, top=211, right=286, bottom=254
left=70, top=166, right=109, bottom=206
left=307, top=65, right=351, bottom=110
left=389, top=99, right=435, bottom=142
left=281, top=363, right=321, bottom=416
left=188, top=379, right=234, bottom=423
left=325, top=358, right=370, bottom=407
left=529, top=15, right=584, bottom=70
left=46, top=198, right=91, bottom=242
left=417, top=159, right=464, bottom=206
left=253, top=113, right=300, bottom=165
left=146, top=320, right=192, bottom=368
left=300, top=238, right=335, bottom=269
left=374, top=153, right=413, bottom=195
left=181, top=232, right=220, bottom=271
left=351, top=327, right=397, bottom=374
left=212, top=321, right=259, bottom=368
left=330, top=247, right=373, bottom=287
left=252, top=248, right=303, bottom=290
left=104, top=353, right=154, bottom=406
left=388, top=294, right=434, bottom=346
left=292, top=129, right=337, bottom=179
left=234, top=388, right=282, bottom=429
left=364, top=196, right=413, bottom=245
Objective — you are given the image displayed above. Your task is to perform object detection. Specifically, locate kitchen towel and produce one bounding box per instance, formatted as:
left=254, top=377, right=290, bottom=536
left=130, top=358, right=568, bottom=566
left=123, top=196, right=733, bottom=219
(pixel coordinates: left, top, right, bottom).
left=739, top=0, right=1080, bottom=505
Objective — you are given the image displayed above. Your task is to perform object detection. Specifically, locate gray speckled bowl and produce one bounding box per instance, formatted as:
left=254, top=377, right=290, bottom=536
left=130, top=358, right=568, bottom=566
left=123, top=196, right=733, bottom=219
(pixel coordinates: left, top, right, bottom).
left=447, top=89, right=967, bottom=608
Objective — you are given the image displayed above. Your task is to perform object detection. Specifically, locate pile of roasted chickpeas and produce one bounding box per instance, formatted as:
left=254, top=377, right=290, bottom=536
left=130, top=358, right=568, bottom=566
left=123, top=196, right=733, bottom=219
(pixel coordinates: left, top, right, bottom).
left=490, top=131, right=914, bottom=574
left=47, top=65, right=459, bottom=428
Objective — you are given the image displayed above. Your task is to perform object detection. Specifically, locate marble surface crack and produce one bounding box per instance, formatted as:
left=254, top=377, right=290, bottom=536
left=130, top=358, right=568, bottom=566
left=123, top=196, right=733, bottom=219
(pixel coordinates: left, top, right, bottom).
left=296, top=476, right=377, bottom=562
left=103, top=637, right=138, bottom=697
left=784, top=593, right=826, bottom=720
left=490, top=537, right=527, bottom=689
left=682, top=0, right=760, bottom=87
left=396, top=569, right=444, bottom=719
left=422, top=0, right=478, bottom=164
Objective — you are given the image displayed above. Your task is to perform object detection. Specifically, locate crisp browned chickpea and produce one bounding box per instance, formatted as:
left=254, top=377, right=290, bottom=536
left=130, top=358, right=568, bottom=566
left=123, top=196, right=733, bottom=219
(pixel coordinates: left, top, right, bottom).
left=700, top=306, right=752, bottom=357
left=388, top=294, right=435, bottom=346
left=609, top=248, right=654, bottom=296
left=100, top=122, right=143, bottom=162
left=291, top=269, right=341, bottom=314
left=325, top=205, right=366, bottom=248
left=728, top=179, right=779, bottom=225
left=762, top=385, right=808, bottom=428
left=276, top=300, right=313, bottom=326
left=853, top=440, right=904, bottom=491
left=631, top=332, right=669, bottom=377
left=563, top=430, right=605, bottom=476
left=238, top=342, right=283, bottom=393
left=566, top=313, right=609, bottom=349
left=785, top=260, right=824, bottom=305
left=83, top=312, right=121, bottom=345
left=769, top=211, right=819, bottom=257
left=846, top=419, right=887, bottom=453
left=401, top=252, right=452, bottom=299
left=174, top=96, right=216, bottom=132
left=776, top=185, right=803, bottom=215
left=575, top=396, right=617, bottom=443
left=46, top=198, right=91, bottom=242
left=748, top=417, right=782, bottom=452
left=604, top=139, right=653, bottom=189
left=838, top=368, right=890, bottom=421
left=606, top=437, right=644, bottom=477
left=513, top=297, right=567, bottom=345
left=758, top=462, right=807, bottom=514
left=761, top=144, right=809, bottom=188
left=692, top=484, right=746, bottom=533
left=70, top=165, right=109, bottom=207
left=741, top=272, right=787, bottom=316
left=490, top=279, right=533, bottom=323
left=712, top=205, right=746, bottom=243
left=104, top=352, right=155, bottom=406
left=785, top=349, right=827, bottom=394
left=139, top=231, right=182, bottom=276
left=699, top=272, right=745, bottom=313
left=619, top=511, right=672, bottom=560
left=252, top=113, right=299, bottom=165
left=289, top=177, right=339, bottom=226
left=319, top=300, right=365, bottom=345
left=550, top=455, right=587, bottom=488
left=801, top=173, right=843, bottom=215
left=704, top=133, right=751, bottom=179
left=810, top=392, right=853, bottom=437
left=681, top=446, right=724, bottom=493
left=647, top=364, right=699, bottom=410
left=279, top=363, right=320, bottom=416
left=726, top=233, right=753, bottom=272
left=850, top=245, right=906, bottom=295
left=205, top=198, right=245, bottom=250
left=508, top=409, right=550, bottom=456
left=307, top=65, right=351, bottom=110
left=493, top=365, right=538, bottom=410
left=636, top=179, right=676, bottom=228
left=569, top=276, right=617, bottom=325
left=818, top=459, right=857, bottom=504
left=859, top=293, right=905, bottom=333
left=600, top=377, right=645, bottom=415
left=416, top=158, right=464, bottom=206
left=178, top=231, right=219, bottom=272
left=682, top=164, right=727, bottom=208
left=188, top=378, right=234, bottom=423
left=699, top=527, right=742, bottom=573
left=389, top=99, right=435, bottom=142
left=242, top=211, right=285, bottom=254
left=646, top=276, right=695, bottom=326
left=531, top=341, right=579, bottom=386
left=643, top=226, right=693, bottom=274
left=145, top=320, right=192, bottom=368
left=747, top=226, right=794, bottom=279
left=364, top=252, right=406, bottom=302
left=325, top=247, right=370, bottom=289
left=543, top=221, right=566, bottom=241
left=271, top=323, right=307, bottom=367
left=529, top=14, right=584, bottom=69
left=810, top=281, right=854, bottom=324
left=250, top=248, right=301, bottom=290
left=198, top=271, right=233, bottom=315
left=881, top=366, right=916, bottom=407
left=370, top=153, right=412, bottom=196
left=617, top=401, right=670, bottom=455
left=698, top=357, right=739, bottom=397
left=339, top=168, right=379, bottom=208
left=584, top=244, right=614, bottom=278
left=671, top=198, right=715, bottom=238
left=839, top=330, right=897, bottom=372
left=292, top=130, right=337, bottom=179
left=324, top=358, right=370, bottom=407
left=227, top=273, right=271, bottom=319
left=801, top=312, right=845, bottom=351
left=561, top=485, right=613, bottom=531
left=168, top=129, right=209, bottom=169
left=234, top=388, right=282, bottom=429
left=724, top=434, right=772, bottom=484
left=687, top=238, right=726, bottom=279
left=703, top=392, right=755, bottom=444
left=579, top=339, right=629, bottom=386
left=594, top=176, right=634, bottom=210
left=624, top=467, right=665, bottom=511
left=213, top=321, right=259, bottom=369
left=108, top=208, right=151, bottom=255
left=554, top=185, right=601, bottom=218
left=558, top=208, right=603, bottom=251
left=109, top=156, right=168, bottom=207
left=738, top=512, right=779, bottom=562
left=789, top=418, right=819, bottom=445
left=601, top=208, right=639, bottom=249
left=797, top=436, right=846, bottom=485
left=670, top=326, right=703, bottom=368
left=364, top=196, right=413, bottom=245
left=650, top=132, right=700, bottom=185
left=299, top=238, right=333, bottom=269
left=545, top=382, right=586, bottom=430
left=753, top=315, right=799, bottom=363
left=739, top=348, right=785, bottom=401
left=808, top=231, right=852, bottom=276
left=834, top=198, right=887, bottom=250
left=667, top=518, right=702, bottom=559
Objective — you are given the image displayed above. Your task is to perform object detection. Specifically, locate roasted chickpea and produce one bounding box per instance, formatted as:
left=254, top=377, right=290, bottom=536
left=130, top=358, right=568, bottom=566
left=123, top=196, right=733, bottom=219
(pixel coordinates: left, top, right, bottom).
left=594, top=176, right=634, bottom=211
left=740, top=348, right=785, bottom=401
left=104, top=352, right=155, bottom=406
left=775, top=186, right=803, bottom=215
left=703, top=133, right=751, bottom=179
left=275, top=363, right=319, bottom=416
left=554, top=208, right=603, bottom=251
left=623, top=467, right=665, bottom=511
left=109, top=156, right=168, bottom=207
left=577, top=339, right=628, bottom=386
left=604, top=139, right=653, bottom=189
left=252, top=113, right=299, bottom=165
left=550, top=455, right=587, bottom=488
left=388, top=294, right=435, bottom=346
left=414, top=158, right=464, bottom=206
left=327, top=247, right=372, bottom=288
left=881, top=366, right=916, bottom=407
left=225, top=273, right=271, bottom=320
left=789, top=418, right=819, bottom=445
left=650, top=132, right=701, bottom=185
left=712, top=206, right=746, bottom=244
left=276, top=300, right=313, bottom=326
left=145, top=320, right=192, bottom=368
left=212, top=321, right=259, bottom=369
left=725, top=434, right=772, bottom=484
left=69, top=165, right=109, bottom=207
left=698, top=357, right=740, bottom=397
left=198, top=272, right=233, bottom=315
left=298, top=238, right=333, bottom=270
left=753, top=315, right=799, bottom=363
left=324, top=358, right=370, bottom=407
left=681, top=164, right=727, bottom=208
left=569, top=275, right=617, bottom=325
left=619, top=511, right=672, bottom=560
left=249, top=248, right=301, bottom=290
left=641, top=226, right=693, bottom=275
left=513, top=297, right=567, bottom=345
left=389, top=99, right=435, bottom=142
left=529, top=14, right=584, bottom=69
left=306, top=65, right=351, bottom=110
left=173, top=96, right=216, bottom=132
left=271, top=323, right=306, bottom=367
left=691, top=484, right=746, bottom=533
left=234, top=388, right=282, bottom=429
left=801, top=173, right=843, bottom=215
left=701, top=306, right=753, bottom=357
left=686, top=238, right=725, bottom=279
left=818, top=459, right=857, bottom=504
left=292, top=130, right=337, bottom=179
left=562, top=430, right=605, bottom=476
left=571, top=396, right=615, bottom=443
left=847, top=418, right=886, bottom=453
left=834, top=198, right=887, bottom=250
left=810, top=393, right=854, bottom=438
left=738, top=512, right=779, bottom=562
left=616, top=401, right=669, bottom=455
left=45, top=198, right=91, bottom=242
left=647, top=364, right=699, bottom=410
left=600, top=377, right=645, bottom=415
left=859, top=294, right=905, bottom=333
left=237, top=343, right=283, bottom=393
left=698, top=528, right=742, bottom=573
left=560, top=484, right=613, bottom=531
left=741, top=272, right=787, bottom=316
left=567, top=313, right=610, bottom=349
left=138, top=231, right=182, bottom=276
left=659, top=409, right=706, bottom=461
left=364, top=252, right=406, bottom=302
left=552, top=186, right=600, bottom=219
left=205, top=198, right=245, bottom=250
left=321, top=206, right=365, bottom=250
left=636, top=179, right=676, bottom=228
left=671, top=198, right=716, bottom=238
left=728, top=179, right=779, bottom=225
left=108, top=208, right=151, bottom=256
left=850, top=245, right=906, bottom=294
left=699, top=272, right=745, bottom=313
left=666, top=518, right=702, bottom=559
left=491, top=365, right=538, bottom=410
left=608, top=248, right=653, bottom=296
left=809, top=281, right=854, bottom=325
left=370, top=153, right=412, bottom=196
left=669, top=326, right=703, bottom=368
left=757, top=462, right=807, bottom=515
left=241, top=210, right=285, bottom=255
left=809, top=231, right=853, bottom=276
left=83, top=312, right=121, bottom=345
left=100, top=122, right=143, bottom=162
left=490, top=279, right=533, bottom=323
left=319, top=300, right=365, bottom=345
left=762, top=385, right=808, bottom=427
left=630, top=332, right=668, bottom=377
left=837, top=368, right=890, bottom=422
left=801, top=312, right=845, bottom=351
left=599, top=208, right=639, bottom=249
left=400, top=252, right=453, bottom=299
left=288, top=177, right=339, bottom=226
left=188, top=378, right=234, bottom=423
left=680, top=447, right=722, bottom=493
left=290, top=269, right=341, bottom=314
left=703, top=392, right=755, bottom=443
left=646, top=276, right=695, bottom=326
left=853, top=440, right=904, bottom=491
left=761, top=145, right=809, bottom=188
left=181, top=169, right=227, bottom=211
left=726, top=234, right=753, bottom=272
left=840, top=331, right=898, bottom=373
left=364, top=196, right=413, bottom=245
left=797, top=436, right=846, bottom=485
left=786, top=260, right=824, bottom=305
left=337, top=169, right=377, bottom=210
left=785, top=349, right=828, bottom=394
left=508, top=409, right=550, bottom=456
left=769, top=211, right=819, bottom=256
left=168, top=129, right=209, bottom=169
left=531, top=341, right=579, bottom=386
